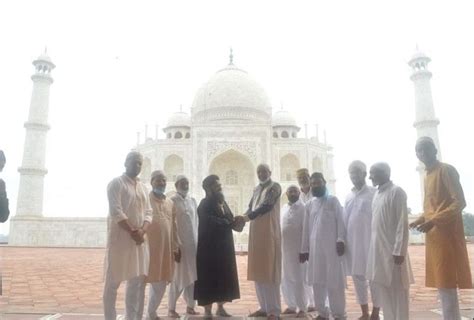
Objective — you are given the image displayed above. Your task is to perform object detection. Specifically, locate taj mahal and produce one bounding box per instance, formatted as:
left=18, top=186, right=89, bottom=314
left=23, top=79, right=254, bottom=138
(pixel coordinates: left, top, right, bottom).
left=8, top=48, right=440, bottom=247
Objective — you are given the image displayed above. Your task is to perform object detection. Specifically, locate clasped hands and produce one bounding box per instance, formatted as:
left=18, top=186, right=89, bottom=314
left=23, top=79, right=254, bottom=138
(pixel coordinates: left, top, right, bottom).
left=130, top=228, right=146, bottom=245
left=232, top=215, right=247, bottom=232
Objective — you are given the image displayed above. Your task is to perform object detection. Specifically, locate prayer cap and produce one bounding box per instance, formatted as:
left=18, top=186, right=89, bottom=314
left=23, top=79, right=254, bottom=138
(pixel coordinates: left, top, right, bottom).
left=151, top=170, right=166, bottom=180
left=175, top=175, right=187, bottom=183
left=310, top=172, right=326, bottom=183
left=287, top=184, right=300, bottom=191
left=348, top=160, right=366, bottom=172
left=296, top=168, right=309, bottom=178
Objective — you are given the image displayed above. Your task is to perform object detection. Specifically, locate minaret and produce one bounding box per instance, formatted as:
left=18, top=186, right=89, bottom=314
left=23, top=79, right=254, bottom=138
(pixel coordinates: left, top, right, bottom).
left=15, top=50, right=55, bottom=217
left=408, top=48, right=441, bottom=201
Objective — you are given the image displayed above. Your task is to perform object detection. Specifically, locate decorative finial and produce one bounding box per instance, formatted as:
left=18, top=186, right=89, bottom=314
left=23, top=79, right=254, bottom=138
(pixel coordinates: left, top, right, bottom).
left=44, top=46, right=48, bottom=54
left=179, top=104, right=183, bottom=112
left=229, top=47, right=234, bottom=65
left=415, top=43, right=419, bottom=52
left=280, top=101, right=284, bottom=110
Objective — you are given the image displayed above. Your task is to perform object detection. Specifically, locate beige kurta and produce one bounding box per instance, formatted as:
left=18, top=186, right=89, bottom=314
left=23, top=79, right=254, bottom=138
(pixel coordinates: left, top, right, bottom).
left=247, top=180, right=282, bottom=284
left=146, top=193, right=180, bottom=283
left=423, top=162, right=472, bottom=288
left=105, top=174, right=153, bottom=283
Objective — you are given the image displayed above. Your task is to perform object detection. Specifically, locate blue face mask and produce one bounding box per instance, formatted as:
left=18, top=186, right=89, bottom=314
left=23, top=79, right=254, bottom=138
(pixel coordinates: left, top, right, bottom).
left=153, top=186, right=166, bottom=195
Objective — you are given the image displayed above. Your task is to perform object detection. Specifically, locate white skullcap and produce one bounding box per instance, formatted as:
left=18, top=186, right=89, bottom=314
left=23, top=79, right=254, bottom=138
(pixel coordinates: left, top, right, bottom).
left=286, top=184, right=300, bottom=191
left=349, top=160, right=367, bottom=172
left=175, top=175, right=187, bottom=183
left=151, top=170, right=166, bottom=180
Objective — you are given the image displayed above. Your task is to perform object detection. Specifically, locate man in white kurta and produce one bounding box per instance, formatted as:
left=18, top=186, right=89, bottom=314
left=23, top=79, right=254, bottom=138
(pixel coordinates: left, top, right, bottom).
left=104, top=151, right=152, bottom=320
left=168, top=175, right=200, bottom=317
left=343, top=161, right=379, bottom=320
left=366, top=163, right=414, bottom=320
left=281, top=185, right=308, bottom=317
left=296, top=168, right=316, bottom=312
left=301, top=172, right=346, bottom=320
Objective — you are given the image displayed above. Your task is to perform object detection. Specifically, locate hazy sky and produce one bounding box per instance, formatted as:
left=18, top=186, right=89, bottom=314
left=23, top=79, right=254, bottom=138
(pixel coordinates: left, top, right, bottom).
left=1, top=0, right=473, bottom=235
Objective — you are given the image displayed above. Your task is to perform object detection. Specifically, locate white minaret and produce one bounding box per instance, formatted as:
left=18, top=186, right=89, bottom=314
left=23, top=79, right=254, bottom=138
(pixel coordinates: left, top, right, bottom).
left=15, top=50, right=55, bottom=217
left=408, top=48, right=441, bottom=202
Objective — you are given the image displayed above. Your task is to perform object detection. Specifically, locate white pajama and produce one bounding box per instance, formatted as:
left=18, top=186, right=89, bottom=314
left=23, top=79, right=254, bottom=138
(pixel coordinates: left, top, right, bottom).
left=103, top=273, right=146, bottom=320
left=371, top=267, right=409, bottom=320
left=281, top=278, right=307, bottom=312
left=439, top=288, right=461, bottom=320
left=147, top=281, right=167, bottom=319
left=352, top=274, right=380, bottom=307
left=305, top=283, right=315, bottom=307
left=168, top=282, right=196, bottom=310
left=255, top=282, right=281, bottom=316
left=312, top=283, right=346, bottom=319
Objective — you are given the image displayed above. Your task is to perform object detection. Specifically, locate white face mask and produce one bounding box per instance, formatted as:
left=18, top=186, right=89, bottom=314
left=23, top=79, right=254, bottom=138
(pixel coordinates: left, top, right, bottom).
left=177, top=188, right=188, bottom=197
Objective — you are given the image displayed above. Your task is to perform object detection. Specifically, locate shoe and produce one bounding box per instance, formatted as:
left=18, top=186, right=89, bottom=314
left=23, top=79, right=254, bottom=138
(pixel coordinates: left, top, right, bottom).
left=369, top=314, right=380, bottom=320
left=186, top=307, right=200, bottom=315
left=249, top=309, right=268, bottom=317
left=314, top=316, right=328, bottom=320
left=307, top=307, right=316, bottom=313
left=358, top=315, right=370, bottom=320
left=168, top=310, right=180, bottom=318
left=216, top=306, right=232, bottom=317
left=282, top=308, right=297, bottom=315
left=296, top=311, right=307, bottom=318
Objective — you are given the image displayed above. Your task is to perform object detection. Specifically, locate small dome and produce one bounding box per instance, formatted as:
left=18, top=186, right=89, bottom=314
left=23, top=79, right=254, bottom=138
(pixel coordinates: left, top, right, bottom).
left=166, top=111, right=191, bottom=128
left=272, top=109, right=298, bottom=127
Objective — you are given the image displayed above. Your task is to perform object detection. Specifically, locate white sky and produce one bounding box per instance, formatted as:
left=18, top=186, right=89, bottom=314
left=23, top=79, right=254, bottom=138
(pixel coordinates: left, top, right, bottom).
left=1, top=0, right=473, bottom=235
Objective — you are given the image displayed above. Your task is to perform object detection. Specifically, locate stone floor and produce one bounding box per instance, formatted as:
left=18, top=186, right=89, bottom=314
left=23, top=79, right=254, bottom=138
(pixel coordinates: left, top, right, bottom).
left=0, top=245, right=473, bottom=319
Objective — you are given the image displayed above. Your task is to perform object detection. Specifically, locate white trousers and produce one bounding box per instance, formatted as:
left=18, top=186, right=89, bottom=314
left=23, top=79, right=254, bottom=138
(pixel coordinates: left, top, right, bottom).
left=103, top=273, right=146, bottom=320
left=439, top=288, right=461, bottom=320
left=352, top=274, right=380, bottom=307
left=305, top=283, right=315, bottom=307
left=370, top=267, right=408, bottom=320
left=312, top=283, right=346, bottom=319
left=147, top=281, right=167, bottom=319
left=168, top=282, right=196, bottom=310
left=281, top=277, right=307, bottom=312
left=255, top=282, right=282, bottom=316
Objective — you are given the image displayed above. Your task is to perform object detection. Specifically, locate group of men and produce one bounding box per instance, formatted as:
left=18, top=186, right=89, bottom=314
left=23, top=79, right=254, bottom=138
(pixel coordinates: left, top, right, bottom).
left=104, top=136, right=471, bottom=320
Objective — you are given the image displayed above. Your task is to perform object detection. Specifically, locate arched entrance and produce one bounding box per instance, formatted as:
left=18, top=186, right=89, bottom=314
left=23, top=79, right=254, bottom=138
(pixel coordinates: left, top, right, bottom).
left=209, top=149, right=255, bottom=215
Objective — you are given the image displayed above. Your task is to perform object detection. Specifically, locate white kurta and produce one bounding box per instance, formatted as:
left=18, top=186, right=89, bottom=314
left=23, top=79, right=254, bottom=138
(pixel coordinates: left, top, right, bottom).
left=105, top=174, right=153, bottom=283
left=299, top=190, right=313, bottom=204
left=301, top=195, right=346, bottom=289
left=343, top=184, right=376, bottom=276
left=170, top=193, right=199, bottom=290
left=281, top=200, right=308, bottom=311
left=366, top=181, right=414, bottom=288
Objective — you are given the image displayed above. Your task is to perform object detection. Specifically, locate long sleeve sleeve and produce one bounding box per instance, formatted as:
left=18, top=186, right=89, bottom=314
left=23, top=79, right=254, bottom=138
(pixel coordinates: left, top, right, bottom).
left=301, top=202, right=311, bottom=253
left=430, top=165, right=466, bottom=227
left=172, top=204, right=181, bottom=252
left=392, top=188, right=409, bottom=257
left=334, top=198, right=346, bottom=243
left=107, top=179, right=128, bottom=223
left=248, top=183, right=282, bottom=220
left=143, top=190, right=153, bottom=224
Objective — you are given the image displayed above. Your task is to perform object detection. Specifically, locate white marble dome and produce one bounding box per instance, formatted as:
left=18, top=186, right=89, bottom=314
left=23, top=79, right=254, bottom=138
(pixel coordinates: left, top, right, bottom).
left=272, top=109, right=298, bottom=127
left=192, top=63, right=271, bottom=123
left=166, top=111, right=191, bottom=128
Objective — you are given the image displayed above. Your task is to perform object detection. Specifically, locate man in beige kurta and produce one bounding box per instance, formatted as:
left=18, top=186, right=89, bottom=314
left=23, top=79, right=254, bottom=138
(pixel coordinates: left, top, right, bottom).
left=104, top=151, right=152, bottom=320
left=410, top=137, right=472, bottom=319
left=145, top=170, right=180, bottom=320
left=243, top=164, right=282, bottom=320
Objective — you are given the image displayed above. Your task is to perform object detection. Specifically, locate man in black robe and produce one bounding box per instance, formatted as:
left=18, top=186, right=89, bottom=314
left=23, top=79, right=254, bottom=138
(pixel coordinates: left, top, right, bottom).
left=194, top=174, right=243, bottom=317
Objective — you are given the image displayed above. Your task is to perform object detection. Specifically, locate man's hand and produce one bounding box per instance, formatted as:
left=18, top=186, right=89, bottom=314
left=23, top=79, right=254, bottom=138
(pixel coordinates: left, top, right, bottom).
left=409, top=216, right=425, bottom=229
left=336, top=241, right=345, bottom=256
left=174, top=248, right=181, bottom=263
left=232, top=216, right=246, bottom=232
left=299, top=253, right=309, bottom=263
left=417, top=220, right=435, bottom=233
left=131, top=228, right=145, bottom=245
left=393, top=255, right=405, bottom=265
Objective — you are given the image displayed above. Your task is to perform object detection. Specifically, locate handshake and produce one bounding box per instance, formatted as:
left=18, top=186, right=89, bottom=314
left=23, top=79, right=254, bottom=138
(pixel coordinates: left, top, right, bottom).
left=232, top=215, right=247, bottom=232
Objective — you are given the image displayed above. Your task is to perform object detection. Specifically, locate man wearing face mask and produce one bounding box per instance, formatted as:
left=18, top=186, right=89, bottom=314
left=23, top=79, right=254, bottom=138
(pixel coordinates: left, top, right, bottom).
left=145, top=170, right=180, bottom=320
left=168, top=175, right=200, bottom=317
left=281, top=185, right=308, bottom=318
left=300, top=172, right=346, bottom=320
left=244, top=164, right=282, bottom=320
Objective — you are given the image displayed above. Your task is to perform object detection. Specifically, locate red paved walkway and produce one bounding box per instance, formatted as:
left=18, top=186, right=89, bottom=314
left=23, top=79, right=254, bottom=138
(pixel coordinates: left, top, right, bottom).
left=0, top=245, right=473, bottom=318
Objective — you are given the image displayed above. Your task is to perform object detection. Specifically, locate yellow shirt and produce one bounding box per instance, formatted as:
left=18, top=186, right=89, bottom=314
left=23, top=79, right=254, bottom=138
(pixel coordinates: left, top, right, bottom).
left=423, top=161, right=472, bottom=288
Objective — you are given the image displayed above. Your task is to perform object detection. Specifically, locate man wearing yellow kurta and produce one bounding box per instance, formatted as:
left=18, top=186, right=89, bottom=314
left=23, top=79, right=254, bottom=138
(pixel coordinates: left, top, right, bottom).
left=145, top=170, right=180, bottom=320
left=243, top=164, right=282, bottom=320
left=410, top=137, right=472, bottom=320
left=104, top=151, right=152, bottom=320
